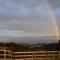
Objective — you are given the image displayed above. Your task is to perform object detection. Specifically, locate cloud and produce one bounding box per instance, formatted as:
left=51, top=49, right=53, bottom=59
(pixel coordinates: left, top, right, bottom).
left=0, top=29, right=57, bottom=43
left=0, top=0, right=60, bottom=43
left=47, top=0, right=60, bottom=9
left=47, top=0, right=60, bottom=35
left=0, top=29, right=56, bottom=38
left=0, top=0, right=52, bottom=20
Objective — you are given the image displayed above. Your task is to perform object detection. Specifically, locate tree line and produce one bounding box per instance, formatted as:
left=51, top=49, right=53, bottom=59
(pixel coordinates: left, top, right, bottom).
left=0, top=40, right=60, bottom=52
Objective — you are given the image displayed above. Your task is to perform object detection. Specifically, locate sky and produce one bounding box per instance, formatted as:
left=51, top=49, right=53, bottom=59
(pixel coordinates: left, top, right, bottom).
left=0, top=0, right=60, bottom=43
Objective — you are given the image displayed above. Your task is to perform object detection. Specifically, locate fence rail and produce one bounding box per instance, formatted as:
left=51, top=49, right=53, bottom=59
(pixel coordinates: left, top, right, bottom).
left=0, top=46, right=60, bottom=60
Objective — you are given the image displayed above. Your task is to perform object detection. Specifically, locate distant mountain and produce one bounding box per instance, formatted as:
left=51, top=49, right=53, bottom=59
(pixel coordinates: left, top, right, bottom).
left=0, top=35, right=58, bottom=44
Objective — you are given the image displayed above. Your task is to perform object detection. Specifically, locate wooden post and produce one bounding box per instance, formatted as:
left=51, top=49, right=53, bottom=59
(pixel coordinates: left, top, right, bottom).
left=32, top=52, right=34, bottom=60
left=58, top=51, right=60, bottom=60
left=24, top=51, right=26, bottom=60
left=4, top=47, right=6, bottom=60
left=10, top=49, right=13, bottom=60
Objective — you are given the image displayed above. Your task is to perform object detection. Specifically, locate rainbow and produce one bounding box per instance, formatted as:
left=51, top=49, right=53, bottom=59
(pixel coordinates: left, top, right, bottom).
left=45, top=0, right=59, bottom=41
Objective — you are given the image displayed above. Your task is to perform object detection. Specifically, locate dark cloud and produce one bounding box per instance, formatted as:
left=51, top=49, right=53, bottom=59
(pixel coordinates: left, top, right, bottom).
left=47, top=0, right=60, bottom=9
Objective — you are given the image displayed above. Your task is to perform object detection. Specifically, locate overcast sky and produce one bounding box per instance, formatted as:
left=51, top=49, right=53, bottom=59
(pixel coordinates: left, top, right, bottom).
left=0, top=0, right=60, bottom=43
